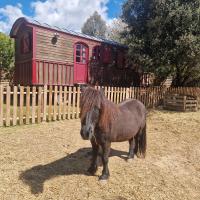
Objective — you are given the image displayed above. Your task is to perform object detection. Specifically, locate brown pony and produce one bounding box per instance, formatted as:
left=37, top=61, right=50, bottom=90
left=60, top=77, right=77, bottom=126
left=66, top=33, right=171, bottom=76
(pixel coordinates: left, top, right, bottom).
left=80, top=86, right=147, bottom=181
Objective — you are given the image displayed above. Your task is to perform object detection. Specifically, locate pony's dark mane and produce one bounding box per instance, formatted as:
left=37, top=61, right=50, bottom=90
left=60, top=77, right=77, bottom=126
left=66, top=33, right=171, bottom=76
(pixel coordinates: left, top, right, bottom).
left=80, top=87, right=103, bottom=120
left=80, top=87, right=119, bottom=132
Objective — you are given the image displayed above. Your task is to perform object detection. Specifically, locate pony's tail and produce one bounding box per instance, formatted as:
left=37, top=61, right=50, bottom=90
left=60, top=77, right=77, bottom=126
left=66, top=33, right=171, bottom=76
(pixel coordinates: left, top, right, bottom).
left=135, top=124, right=147, bottom=158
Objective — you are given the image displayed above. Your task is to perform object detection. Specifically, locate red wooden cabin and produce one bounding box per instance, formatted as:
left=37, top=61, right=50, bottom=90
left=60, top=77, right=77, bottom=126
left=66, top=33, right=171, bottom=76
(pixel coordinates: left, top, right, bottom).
left=10, top=17, right=140, bottom=86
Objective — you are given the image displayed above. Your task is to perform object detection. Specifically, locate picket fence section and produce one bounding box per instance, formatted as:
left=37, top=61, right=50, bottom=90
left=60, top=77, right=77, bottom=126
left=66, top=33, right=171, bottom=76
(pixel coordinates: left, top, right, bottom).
left=0, top=85, right=199, bottom=127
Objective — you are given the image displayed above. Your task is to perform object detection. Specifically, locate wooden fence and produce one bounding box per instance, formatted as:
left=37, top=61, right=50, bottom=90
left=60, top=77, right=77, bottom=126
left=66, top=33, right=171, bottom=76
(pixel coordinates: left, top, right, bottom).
left=164, top=94, right=199, bottom=112
left=0, top=85, right=199, bottom=127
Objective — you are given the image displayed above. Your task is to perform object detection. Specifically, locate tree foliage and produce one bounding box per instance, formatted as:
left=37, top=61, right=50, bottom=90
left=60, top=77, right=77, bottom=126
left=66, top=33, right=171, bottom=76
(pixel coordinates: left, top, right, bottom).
left=121, top=0, right=200, bottom=86
left=106, top=18, right=127, bottom=43
left=81, top=11, right=107, bottom=37
left=0, top=32, right=14, bottom=81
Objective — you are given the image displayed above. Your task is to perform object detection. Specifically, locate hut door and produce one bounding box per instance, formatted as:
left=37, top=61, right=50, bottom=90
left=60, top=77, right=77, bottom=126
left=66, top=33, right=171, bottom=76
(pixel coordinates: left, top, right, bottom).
left=74, top=43, right=88, bottom=84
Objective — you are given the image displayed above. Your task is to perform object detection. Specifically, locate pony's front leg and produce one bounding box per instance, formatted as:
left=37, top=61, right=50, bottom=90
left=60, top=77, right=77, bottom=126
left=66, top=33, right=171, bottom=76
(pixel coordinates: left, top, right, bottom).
left=99, top=141, right=111, bottom=181
left=87, top=137, right=99, bottom=175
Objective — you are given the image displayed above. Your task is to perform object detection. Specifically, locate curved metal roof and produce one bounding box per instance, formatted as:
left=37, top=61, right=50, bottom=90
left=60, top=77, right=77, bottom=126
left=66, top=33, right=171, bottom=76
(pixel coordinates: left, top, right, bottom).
left=10, top=17, right=127, bottom=48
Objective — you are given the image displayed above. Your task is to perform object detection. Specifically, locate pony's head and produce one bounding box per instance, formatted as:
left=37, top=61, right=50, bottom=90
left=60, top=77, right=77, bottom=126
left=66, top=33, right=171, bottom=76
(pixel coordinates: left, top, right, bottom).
left=80, top=86, right=118, bottom=140
left=80, top=105, right=100, bottom=140
left=80, top=87, right=103, bottom=140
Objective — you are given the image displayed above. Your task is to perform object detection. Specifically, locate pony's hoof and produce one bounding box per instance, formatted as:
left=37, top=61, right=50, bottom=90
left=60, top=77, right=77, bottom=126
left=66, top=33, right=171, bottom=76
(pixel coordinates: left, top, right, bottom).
left=99, top=174, right=109, bottom=181
left=99, top=179, right=108, bottom=184
left=127, top=158, right=134, bottom=163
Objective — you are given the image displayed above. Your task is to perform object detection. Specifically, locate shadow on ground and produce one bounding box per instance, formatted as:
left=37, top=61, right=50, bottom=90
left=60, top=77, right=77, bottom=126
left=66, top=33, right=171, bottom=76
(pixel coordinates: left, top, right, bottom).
left=19, top=147, right=128, bottom=194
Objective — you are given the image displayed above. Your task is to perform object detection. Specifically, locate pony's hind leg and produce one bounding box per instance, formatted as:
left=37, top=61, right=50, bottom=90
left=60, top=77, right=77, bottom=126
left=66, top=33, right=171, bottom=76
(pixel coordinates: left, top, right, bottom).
left=134, top=124, right=147, bottom=158
left=128, top=137, right=135, bottom=160
left=134, top=134, right=139, bottom=155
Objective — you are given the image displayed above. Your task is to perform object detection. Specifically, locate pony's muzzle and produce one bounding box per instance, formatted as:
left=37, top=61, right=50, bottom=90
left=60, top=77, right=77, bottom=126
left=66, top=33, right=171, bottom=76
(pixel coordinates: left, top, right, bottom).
left=80, top=126, right=93, bottom=140
left=80, top=129, right=87, bottom=140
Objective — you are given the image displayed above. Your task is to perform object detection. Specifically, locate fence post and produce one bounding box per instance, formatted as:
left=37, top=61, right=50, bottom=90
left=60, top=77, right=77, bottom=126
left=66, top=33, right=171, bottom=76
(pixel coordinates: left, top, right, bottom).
left=25, top=86, right=30, bottom=125
left=37, top=87, right=42, bottom=123
left=63, top=86, right=67, bottom=120
left=43, top=85, right=47, bottom=122
left=117, top=87, right=120, bottom=104
left=119, top=87, right=122, bottom=103
left=58, top=86, right=62, bottom=120
left=19, top=86, right=24, bottom=125
left=76, top=86, right=80, bottom=119
left=129, top=87, right=133, bottom=99
left=126, top=87, right=130, bottom=99
left=153, top=87, right=155, bottom=108
left=107, top=86, right=110, bottom=100
left=72, top=86, right=76, bottom=119
left=67, top=87, right=72, bottom=119
left=6, top=85, right=10, bottom=127
left=32, top=87, right=36, bottom=124
left=110, top=87, right=114, bottom=102
left=114, top=87, right=117, bottom=103
left=53, top=86, right=58, bottom=121
left=112, top=87, right=115, bottom=103
left=48, top=86, right=52, bottom=121
left=0, top=85, right=3, bottom=126
left=104, top=86, right=108, bottom=99
left=13, top=86, right=17, bottom=126
left=145, top=87, right=148, bottom=106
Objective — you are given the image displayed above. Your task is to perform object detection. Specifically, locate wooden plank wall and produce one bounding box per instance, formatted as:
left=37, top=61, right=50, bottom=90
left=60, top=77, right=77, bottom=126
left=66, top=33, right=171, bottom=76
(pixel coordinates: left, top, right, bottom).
left=35, top=28, right=101, bottom=64
left=35, top=28, right=74, bottom=63
left=0, top=86, right=199, bottom=126
left=35, top=60, right=73, bottom=85
left=163, top=94, right=198, bottom=112
left=14, top=61, right=32, bottom=85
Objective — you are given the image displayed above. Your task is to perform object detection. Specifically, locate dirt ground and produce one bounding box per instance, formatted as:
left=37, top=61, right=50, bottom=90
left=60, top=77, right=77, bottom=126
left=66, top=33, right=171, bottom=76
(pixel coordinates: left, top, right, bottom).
left=0, top=109, right=200, bottom=200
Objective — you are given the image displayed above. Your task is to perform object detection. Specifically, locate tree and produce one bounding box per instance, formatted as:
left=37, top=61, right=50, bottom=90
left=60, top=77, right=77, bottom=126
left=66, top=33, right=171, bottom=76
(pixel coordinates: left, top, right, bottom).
left=0, top=32, right=14, bottom=82
left=81, top=11, right=107, bottom=37
left=121, top=0, right=200, bottom=86
left=106, top=18, right=127, bottom=43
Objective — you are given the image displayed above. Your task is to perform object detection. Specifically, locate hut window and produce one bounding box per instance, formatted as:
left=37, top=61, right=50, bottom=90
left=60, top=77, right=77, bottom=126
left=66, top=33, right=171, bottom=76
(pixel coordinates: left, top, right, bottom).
left=20, top=33, right=31, bottom=54
left=76, top=44, right=81, bottom=62
left=75, top=43, right=87, bottom=63
left=102, top=45, right=112, bottom=64
left=92, top=46, right=101, bottom=61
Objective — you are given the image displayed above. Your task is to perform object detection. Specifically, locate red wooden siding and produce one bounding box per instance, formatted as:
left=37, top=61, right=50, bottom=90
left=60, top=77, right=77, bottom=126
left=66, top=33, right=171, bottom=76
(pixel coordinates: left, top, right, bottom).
left=35, top=60, right=73, bottom=85
left=14, top=61, right=32, bottom=85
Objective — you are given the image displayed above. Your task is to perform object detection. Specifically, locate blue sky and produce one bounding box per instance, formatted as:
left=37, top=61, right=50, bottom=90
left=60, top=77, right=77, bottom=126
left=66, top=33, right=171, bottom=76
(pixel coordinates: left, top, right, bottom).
left=0, top=0, right=125, bottom=33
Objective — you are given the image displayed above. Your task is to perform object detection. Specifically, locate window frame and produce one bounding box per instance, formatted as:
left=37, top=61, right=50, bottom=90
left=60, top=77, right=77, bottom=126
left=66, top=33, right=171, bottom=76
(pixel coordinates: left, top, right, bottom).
left=92, top=45, right=101, bottom=62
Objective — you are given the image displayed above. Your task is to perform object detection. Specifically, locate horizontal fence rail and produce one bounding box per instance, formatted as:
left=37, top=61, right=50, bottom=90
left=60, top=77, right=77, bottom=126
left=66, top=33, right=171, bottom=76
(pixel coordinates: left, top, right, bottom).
left=0, top=85, right=199, bottom=127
